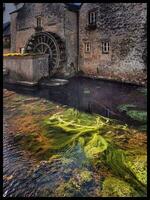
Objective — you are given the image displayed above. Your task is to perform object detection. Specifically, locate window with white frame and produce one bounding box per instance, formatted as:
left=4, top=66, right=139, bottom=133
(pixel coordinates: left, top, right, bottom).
left=102, top=42, right=109, bottom=54
left=84, top=42, right=91, bottom=53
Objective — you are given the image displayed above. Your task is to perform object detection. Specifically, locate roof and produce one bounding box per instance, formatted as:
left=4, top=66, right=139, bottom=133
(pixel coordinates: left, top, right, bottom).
left=3, top=22, right=10, bottom=36
left=65, top=3, right=81, bottom=12
left=10, top=6, right=24, bottom=14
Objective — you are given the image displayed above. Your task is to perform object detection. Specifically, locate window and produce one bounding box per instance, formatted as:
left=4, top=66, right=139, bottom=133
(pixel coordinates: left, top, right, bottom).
left=102, top=42, right=109, bottom=54
left=37, top=17, right=42, bottom=27
left=20, top=47, right=25, bottom=54
left=84, top=42, right=91, bottom=53
left=89, top=11, right=97, bottom=25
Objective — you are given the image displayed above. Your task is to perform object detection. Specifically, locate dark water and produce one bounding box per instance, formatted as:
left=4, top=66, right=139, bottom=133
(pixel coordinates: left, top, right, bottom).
left=4, top=76, right=147, bottom=127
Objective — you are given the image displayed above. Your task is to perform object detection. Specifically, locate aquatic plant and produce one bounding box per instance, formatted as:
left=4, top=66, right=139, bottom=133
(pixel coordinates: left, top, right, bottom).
left=44, top=108, right=130, bottom=151
left=101, top=177, right=139, bottom=197
left=137, top=88, right=147, bottom=96
left=84, top=133, right=108, bottom=159
left=117, top=104, right=137, bottom=112
left=117, top=104, right=147, bottom=124
left=105, top=146, right=147, bottom=195
left=126, top=110, right=147, bottom=123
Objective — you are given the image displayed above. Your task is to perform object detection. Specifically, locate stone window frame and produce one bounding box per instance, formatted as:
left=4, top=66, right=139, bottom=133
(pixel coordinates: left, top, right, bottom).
left=87, top=8, right=98, bottom=25
left=84, top=42, right=91, bottom=53
left=101, top=41, right=110, bottom=54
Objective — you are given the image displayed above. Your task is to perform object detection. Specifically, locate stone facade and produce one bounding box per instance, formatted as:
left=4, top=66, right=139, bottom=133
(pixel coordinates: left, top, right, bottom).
left=79, top=3, right=147, bottom=85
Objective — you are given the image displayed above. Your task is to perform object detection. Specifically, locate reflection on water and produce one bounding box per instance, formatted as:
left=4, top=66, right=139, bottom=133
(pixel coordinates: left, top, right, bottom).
left=4, top=76, right=147, bottom=127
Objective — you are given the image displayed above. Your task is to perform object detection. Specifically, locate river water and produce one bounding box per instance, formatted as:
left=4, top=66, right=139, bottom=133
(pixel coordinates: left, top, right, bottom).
left=3, top=77, right=147, bottom=197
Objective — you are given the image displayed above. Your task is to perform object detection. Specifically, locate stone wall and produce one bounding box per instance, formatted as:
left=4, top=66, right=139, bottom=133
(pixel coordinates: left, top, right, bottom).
left=79, top=3, right=147, bottom=85
left=3, top=54, right=49, bottom=82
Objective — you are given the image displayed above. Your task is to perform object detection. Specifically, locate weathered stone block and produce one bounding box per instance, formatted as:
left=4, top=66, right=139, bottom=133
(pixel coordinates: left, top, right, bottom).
left=3, top=54, right=49, bottom=82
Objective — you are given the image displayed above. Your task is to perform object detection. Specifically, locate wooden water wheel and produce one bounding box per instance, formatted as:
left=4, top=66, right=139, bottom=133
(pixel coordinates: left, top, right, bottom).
left=24, top=32, right=66, bottom=76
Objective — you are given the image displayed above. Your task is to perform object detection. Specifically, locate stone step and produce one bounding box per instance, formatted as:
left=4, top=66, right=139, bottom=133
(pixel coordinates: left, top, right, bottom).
left=40, top=78, right=69, bottom=86
left=15, top=81, right=38, bottom=87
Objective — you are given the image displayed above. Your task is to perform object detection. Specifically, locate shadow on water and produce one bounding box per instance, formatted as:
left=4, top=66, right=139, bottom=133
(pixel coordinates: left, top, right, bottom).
left=3, top=76, right=147, bottom=128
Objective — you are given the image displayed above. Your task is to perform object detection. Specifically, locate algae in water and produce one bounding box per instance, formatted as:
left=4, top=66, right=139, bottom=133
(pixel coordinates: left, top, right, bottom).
left=102, top=177, right=140, bottom=197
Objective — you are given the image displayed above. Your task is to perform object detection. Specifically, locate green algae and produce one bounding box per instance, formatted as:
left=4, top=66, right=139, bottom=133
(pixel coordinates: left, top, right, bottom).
left=126, top=155, right=147, bottom=186
left=117, top=104, right=137, bottom=112
left=84, top=133, right=108, bottom=159
left=43, top=108, right=147, bottom=196
left=43, top=108, right=130, bottom=151
left=6, top=100, right=147, bottom=197
left=101, top=177, right=139, bottom=197
left=127, top=110, right=147, bottom=123
left=105, top=146, right=147, bottom=195
left=54, top=168, right=93, bottom=197
left=137, top=88, right=147, bottom=96
left=117, top=104, right=147, bottom=124
left=79, top=170, right=92, bottom=183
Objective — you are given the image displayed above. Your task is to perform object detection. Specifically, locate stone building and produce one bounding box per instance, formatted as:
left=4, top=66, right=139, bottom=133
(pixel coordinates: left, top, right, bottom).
left=3, top=3, right=24, bottom=53
left=6, top=3, right=147, bottom=85
left=79, top=3, right=147, bottom=85
left=10, top=3, right=79, bottom=77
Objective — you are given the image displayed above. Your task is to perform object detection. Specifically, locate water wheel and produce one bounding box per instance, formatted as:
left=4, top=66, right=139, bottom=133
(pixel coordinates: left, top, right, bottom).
left=24, top=32, right=66, bottom=76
